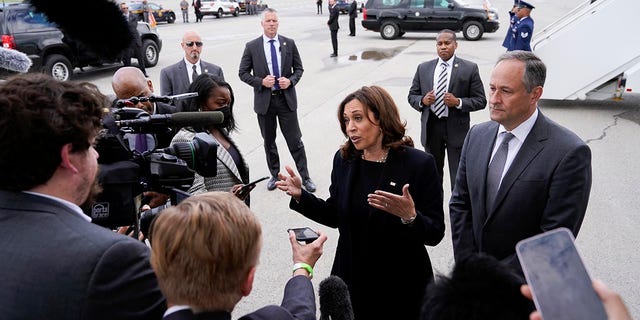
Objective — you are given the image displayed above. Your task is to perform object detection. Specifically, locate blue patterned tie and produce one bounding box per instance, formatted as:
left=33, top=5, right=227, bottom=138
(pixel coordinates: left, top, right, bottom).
left=269, top=39, right=280, bottom=90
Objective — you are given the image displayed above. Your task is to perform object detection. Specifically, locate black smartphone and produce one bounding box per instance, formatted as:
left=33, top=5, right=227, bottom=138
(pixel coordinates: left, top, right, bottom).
left=235, top=176, right=270, bottom=200
left=288, top=227, right=319, bottom=244
left=516, top=228, right=607, bottom=320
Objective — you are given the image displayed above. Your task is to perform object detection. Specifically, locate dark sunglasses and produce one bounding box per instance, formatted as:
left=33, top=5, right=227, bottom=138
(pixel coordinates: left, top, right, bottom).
left=185, top=41, right=203, bottom=47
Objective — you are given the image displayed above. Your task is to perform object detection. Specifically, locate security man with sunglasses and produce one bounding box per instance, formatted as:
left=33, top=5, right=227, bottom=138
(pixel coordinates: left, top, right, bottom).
left=160, top=30, right=225, bottom=111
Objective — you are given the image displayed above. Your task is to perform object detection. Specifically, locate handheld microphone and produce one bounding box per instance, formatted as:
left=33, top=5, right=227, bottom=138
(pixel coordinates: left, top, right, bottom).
left=114, top=93, right=199, bottom=108
left=0, top=47, right=33, bottom=73
left=319, top=275, right=354, bottom=320
left=115, top=111, right=224, bottom=133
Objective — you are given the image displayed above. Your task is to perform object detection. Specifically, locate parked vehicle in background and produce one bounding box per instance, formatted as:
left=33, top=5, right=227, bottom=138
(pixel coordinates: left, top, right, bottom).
left=335, top=0, right=350, bottom=14
left=357, top=0, right=365, bottom=12
left=361, top=0, right=499, bottom=41
left=129, top=1, right=176, bottom=24
left=0, top=2, right=162, bottom=81
left=199, top=0, right=239, bottom=18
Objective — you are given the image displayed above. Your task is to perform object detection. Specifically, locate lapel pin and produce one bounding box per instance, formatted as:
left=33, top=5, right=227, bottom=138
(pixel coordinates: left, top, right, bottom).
left=454, top=63, right=459, bottom=68
left=390, top=182, right=396, bottom=187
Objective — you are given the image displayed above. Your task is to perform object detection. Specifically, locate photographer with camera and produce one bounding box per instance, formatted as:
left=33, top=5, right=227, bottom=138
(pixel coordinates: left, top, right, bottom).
left=171, top=74, right=252, bottom=204
left=150, top=191, right=328, bottom=320
left=0, top=73, right=165, bottom=319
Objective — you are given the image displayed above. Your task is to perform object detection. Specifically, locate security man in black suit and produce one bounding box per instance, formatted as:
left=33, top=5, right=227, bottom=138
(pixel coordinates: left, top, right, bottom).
left=328, top=0, right=340, bottom=57
left=119, top=2, right=148, bottom=77
left=238, top=8, right=316, bottom=192
left=348, top=0, right=357, bottom=36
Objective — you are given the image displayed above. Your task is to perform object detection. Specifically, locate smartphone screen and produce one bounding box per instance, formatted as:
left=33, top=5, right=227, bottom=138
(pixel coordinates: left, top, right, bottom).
left=516, top=228, right=607, bottom=320
left=288, top=227, right=319, bottom=244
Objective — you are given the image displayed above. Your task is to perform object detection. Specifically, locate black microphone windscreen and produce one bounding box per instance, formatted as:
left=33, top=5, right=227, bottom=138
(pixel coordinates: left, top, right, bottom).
left=27, top=0, right=132, bottom=60
left=319, top=275, right=354, bottom=320
left=170, top=112, right=224, bottom=127
left=0, top=47, right=33, bottom=73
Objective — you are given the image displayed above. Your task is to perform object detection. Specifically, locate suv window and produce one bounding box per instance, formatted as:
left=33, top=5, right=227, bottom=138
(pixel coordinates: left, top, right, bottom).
left=409, top=0, right=425, bottom=8
left=434, top=0, right=450, bottom=8
left=381, top=0, right=403, bottom=7
left=8, top=9, right=55, bottom=33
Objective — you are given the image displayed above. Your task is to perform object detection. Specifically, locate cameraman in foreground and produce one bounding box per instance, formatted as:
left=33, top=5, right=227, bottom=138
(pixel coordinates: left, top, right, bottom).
left=0, top=73, right=166, bottom=319
left=112, top=66, right=178, bottom=209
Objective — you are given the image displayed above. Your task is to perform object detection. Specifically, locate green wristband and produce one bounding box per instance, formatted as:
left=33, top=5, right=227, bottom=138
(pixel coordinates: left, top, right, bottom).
left=292, top=262, right=313, bottom=279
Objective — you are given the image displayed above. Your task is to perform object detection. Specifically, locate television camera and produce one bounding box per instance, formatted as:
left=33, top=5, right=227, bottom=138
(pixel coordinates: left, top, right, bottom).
left=83, top=94, right=222, bottom=233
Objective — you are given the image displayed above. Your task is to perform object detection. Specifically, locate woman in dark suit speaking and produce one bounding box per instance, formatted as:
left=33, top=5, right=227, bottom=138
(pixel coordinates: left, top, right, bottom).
left=275, top=86, right=445, bottom=320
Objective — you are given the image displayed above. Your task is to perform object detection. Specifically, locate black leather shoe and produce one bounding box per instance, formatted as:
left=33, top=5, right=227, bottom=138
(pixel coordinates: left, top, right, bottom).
left=330, top=53, right=337, bottom=57
left=302, top=178, right=316, bottom=193
left=266, top=177, right=278, bottom=191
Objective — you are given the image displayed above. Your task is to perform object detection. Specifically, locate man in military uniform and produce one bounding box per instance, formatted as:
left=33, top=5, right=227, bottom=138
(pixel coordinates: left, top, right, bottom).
left=508, top=1, right=534, bottom=51
left=502, top=1, right=518, bottom=50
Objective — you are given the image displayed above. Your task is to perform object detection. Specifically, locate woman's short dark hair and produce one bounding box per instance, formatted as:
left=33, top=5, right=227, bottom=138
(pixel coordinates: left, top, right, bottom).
left=337, top=85, right=413, bottom=160
left=0, top=73, right=105, bottom=191
left=184, top=73, right=237, bottom=133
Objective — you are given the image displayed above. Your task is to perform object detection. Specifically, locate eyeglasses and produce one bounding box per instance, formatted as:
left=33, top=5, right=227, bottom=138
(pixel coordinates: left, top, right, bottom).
left=185, top=41, right=203, bottom=47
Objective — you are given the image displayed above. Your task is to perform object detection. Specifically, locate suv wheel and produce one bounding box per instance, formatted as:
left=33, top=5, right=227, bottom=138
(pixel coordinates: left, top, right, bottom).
left=233, top=7, right=239, bottom=16
left=142, top=39, right=159, bottom=67
left=44, top=54, right=72, bottom=81
left=216, top=8, right=223, bottom=18
left=167, top=13, right=175, bottom=24
left=380, top=21, right=400, bottom=40
left=462, top=21, right=484, bottom=41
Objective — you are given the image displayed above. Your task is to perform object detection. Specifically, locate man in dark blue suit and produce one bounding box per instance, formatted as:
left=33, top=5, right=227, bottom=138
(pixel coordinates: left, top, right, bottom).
left=151, top=192, right=328, bottom=320
left=238, top=8, right=316, bottom=192
left=0, top=73, right=166, bottom=319
left=450, top=51, right=592, bottom=274
left=408, top=29, right=487, bottom=191
left=508, top=1, right=535, bottom=51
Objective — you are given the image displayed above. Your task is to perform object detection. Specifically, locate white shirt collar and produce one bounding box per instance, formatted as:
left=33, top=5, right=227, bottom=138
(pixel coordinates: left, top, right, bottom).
left=163, top=305, right=192, bottom=317
left=23, top=191, right=91, bottom=222
left=497, top=107, right=538, bottom=142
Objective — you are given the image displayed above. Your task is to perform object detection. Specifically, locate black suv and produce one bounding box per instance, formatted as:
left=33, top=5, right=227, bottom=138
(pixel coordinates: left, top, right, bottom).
left=0, top=2, right=162, bottom=81
left=361, top=0, right=499, bottom=40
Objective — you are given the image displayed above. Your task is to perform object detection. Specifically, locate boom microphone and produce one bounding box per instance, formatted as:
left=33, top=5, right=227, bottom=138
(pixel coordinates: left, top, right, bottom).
left=116, top=112, right=224, bottom=131
left=0, top=47, right=33, bottom=73
left=319, top=276, right=354, bottom=320
left=27, top=0, right=132, bottom=60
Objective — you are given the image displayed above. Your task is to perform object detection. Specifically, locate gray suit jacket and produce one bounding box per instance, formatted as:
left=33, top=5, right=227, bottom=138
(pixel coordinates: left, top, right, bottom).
left=238, top=35, right=304, bottom=115
left=0, top=190, right=166, bottom=319
left=160, top=60, right=224, bottom=111
left=449, top=111, right=592, bottom=271
left=408, top=56, right=486, bottom=149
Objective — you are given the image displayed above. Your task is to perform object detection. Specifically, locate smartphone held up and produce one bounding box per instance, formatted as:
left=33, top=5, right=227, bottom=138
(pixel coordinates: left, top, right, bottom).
left=516, top=228, right=607, bottom=320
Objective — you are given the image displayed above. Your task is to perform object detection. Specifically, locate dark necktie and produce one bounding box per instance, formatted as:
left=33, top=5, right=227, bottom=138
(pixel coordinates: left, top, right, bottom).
left=135, top=133, right=148, bottom=153
left=485, top=132, right=515, bottom=212
left=432, top=62, right=448, bottom=118
left=269, top=39, right=280, bottom=90
left=192, top=64, right=198, bottom=83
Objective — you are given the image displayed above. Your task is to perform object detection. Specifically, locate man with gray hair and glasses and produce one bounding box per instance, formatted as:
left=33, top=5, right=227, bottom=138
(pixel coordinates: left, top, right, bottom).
left=449, top=51, right=592, bottom=276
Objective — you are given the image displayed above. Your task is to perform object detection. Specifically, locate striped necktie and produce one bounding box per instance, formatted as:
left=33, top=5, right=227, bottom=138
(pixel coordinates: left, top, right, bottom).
left=432, top=62, right=449, bottom=118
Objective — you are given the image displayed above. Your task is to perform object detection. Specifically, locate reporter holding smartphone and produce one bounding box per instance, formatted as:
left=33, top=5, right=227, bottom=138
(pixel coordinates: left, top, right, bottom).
left=150, top=191, right=328, bottom=320
left=275, top=86, right=445, bottom=320
left=170, top=74, right=252, bottom=205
